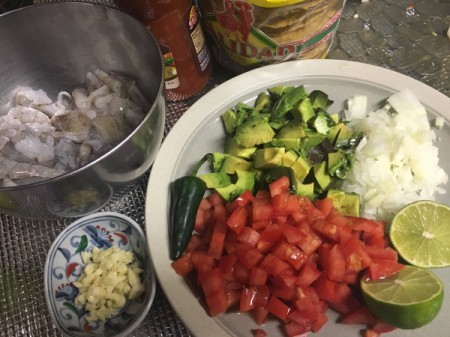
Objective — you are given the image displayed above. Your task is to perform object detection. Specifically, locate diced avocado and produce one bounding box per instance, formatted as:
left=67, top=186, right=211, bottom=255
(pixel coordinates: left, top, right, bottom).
left=309, top=109, right=336, bottom=134
left=326, top=123, right=353, bottom=145
left=281, top=150, right=298, bottom=167
left=292, top=97, right=316, bottom=124
left=276, top=120, right=305, bottom=139
left=225, top=137, right=257, bottom=159
left=220, top=155, right=252, bottom=174
left=271, top=86, right=308, bottom=121
left=212, top=152, right=228, bottom=172
left=313, top=161, right=332, bottom=191
left=199, top=172, right=232, bottom=188
left=222, top=109, right=239, bottom=135
left=327, top=150, right=354, bottom=179
left=254, top=147, right=286, bottom=169
left=267, top=85, right=286, bottom=100
left=327, top=189, right=360, bottom=216
left=234, top=116, right=275, bottom=148
left=234, top=101, right=255, bottom=117
left=269, top=119, right=286, bottom=130
left=330, top=114, right=339, bottom=124
left=215, top=169, right=256, bottom=201
left=254, top=92, right=272, bottom=114
left=296, top=182, right=315, bottom=199
left=291, top=155, right=311, bottom=182
left=300, top=131, right=326, bottom=151
left=271, top=138, right=301, bottom=150
left=284, top=85, right=308, bottom=107
left=309, top=90, right=333, bottom=110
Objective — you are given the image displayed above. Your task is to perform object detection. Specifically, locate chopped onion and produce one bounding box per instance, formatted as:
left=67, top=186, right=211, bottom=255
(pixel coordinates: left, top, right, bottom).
left=343, top=89, right=448, bottom=221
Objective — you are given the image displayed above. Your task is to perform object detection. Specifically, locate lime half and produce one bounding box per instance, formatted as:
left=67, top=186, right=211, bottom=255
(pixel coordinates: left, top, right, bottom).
left=361, top=265, right=444, bottom=329
left=389, top=200, right=450, bottom=268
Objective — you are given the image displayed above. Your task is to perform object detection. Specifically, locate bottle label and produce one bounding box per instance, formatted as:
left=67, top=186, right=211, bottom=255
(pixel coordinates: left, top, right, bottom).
left=160, top=44, right=180, bottom=90
left=200, top=0, right=343, bottom=71
left=185, top=2, right=211, bottom=72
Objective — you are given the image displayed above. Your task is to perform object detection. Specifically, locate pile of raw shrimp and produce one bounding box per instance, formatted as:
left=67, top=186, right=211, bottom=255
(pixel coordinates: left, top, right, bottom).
left=0, top=69, right=150, bottom=187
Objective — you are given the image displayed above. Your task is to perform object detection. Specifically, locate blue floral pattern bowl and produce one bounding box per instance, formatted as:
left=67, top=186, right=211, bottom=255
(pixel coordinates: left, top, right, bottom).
left=44, top=212, right=155, bottom=337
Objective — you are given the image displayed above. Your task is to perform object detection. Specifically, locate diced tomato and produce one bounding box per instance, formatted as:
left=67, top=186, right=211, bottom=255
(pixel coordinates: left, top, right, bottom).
left=340, top=235, right=372, bottom=272
left=313, top=274, right=336, bottom=303
left=226, top=288, right=241, bottom=309
left=371, top=320, right=397, bottom=333
left=233, top=260, right=250, bottom=284
left=272, top=240, right=307, bottom=270
left=252, top=328, right=268, bottom=337
left=252, top=220, right=271, bottom=231
left=240, top=284, right=270, bottom=311
left=171, top=253, right=193, bottom=276
left=364, top=329, right=380, bottom=337
left=173, top=186, right=405, bottom=336
left=283, top=321, right=308, bottom=337
left=260, top=223, right=285, bottom=242
left=297, top=222, right=323, bottom=255
left=311, top=312, right=328, bottom=332
left=252, top=198, right=274, bottom=222
left=237, top=226, right=261, bottom=247
left=208, top=221, right=227, bottom=259
left=249, top=267, right=268, bottom=286
left=318, top=243, right=346, bottom=282
left=365, top=246, right=398, bottom=261
left=314, top=198, right=334, bottom=218
left=251, top=306, right=269, bottom=324
left=340, top=305, right=378, bottom=326
left=368, top=258, right=404, bottom=280
left=199, top=268, right=228, bottom=316
left=269, top=176, right=290, bottom=197
left=239, top=248, right=264, bottom=269
left=266, top=295, right=291, bottom=321
left=296, top=262, right=321, bottom=287
left=190, top=250, right=216, bottom=275
left=218, top=254, right=237, bottom=275
left=227, top=206, right=248, bottom=234
left=184, top=234, right=203, bottom=253
left=195, top=208, right=206, bottom=233
left=281, top=224, right=307, bottom=245
left=328, top=283, right=361, bottom=315
left=208, top=192, right=224, bottom=206
left=260, top=254, right=291, bottom=275
left=312, top=219, right=340, bottom=242
left=227, top=189, right=254, bottom=213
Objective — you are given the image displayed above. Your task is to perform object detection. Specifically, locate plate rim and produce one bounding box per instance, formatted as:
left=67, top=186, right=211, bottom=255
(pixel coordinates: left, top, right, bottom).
left=145, top=59, right=450, bottom=337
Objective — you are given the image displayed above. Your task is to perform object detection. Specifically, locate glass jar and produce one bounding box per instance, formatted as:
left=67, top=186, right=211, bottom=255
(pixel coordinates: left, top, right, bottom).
left=116, top=0, right=213, bottom=101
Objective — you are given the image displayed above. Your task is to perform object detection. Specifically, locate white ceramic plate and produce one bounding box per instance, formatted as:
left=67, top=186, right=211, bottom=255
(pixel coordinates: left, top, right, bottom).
left=145, top=59, right=450, bottom=337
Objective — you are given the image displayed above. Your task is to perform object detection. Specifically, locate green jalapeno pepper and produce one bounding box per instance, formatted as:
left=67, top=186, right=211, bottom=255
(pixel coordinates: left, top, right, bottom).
left=169, top=154, right=212, bottom=260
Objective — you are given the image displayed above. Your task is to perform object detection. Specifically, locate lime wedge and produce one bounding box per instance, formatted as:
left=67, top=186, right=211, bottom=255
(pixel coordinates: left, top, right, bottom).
left=389, top=200, right=450, bottom=268
left=361, top=265, right=444, bottom=329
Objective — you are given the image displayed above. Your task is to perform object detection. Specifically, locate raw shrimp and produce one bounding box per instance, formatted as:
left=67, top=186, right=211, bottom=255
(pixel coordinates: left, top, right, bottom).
left=0, top=69, right=149, bottom=186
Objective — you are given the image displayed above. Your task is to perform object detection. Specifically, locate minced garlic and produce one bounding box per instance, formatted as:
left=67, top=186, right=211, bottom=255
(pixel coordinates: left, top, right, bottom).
left=74, top=246, right=145, bottom=322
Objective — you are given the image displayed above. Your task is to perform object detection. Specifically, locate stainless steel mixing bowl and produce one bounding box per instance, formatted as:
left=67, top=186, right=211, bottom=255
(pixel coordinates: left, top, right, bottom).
left=0, top=3, right=165, bottom=219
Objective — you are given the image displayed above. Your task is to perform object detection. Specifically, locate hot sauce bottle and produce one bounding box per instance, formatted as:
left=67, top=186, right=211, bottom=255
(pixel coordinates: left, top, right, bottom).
left=116, top=0, right=212, bottom=101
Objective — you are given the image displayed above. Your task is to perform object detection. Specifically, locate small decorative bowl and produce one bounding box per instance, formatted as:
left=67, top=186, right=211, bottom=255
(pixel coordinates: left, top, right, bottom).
left=44, top=212, right=155, bottom=337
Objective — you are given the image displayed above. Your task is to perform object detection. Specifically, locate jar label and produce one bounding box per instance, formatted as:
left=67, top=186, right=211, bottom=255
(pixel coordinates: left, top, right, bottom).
left=185, top=2, right=211, bottom=73
left=201, top=0, right=343, bottom=71
left=160, top=44, right=180, bottom=90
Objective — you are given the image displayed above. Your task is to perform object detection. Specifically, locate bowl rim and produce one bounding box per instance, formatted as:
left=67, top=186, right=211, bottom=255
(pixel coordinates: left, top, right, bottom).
left=44, top=211, right=155, bottom=337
